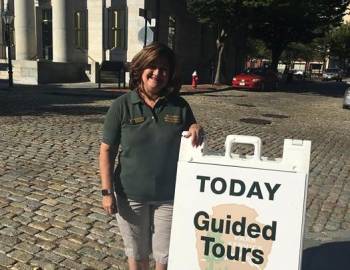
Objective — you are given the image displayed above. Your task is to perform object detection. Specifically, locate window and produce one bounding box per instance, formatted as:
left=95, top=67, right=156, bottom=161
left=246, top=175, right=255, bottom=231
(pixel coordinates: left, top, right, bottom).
left=42, top=9, right=52, bottom=23
left=1, top=18, right=16, bottom=60
left=42, top=9, right=52, bottom=60
left=74, top=11, right=87, bottom=49
left=0, top=21, right=4, bottom=53
left=109, top=9, right=126, bottom=49
left=1, top=19, right=15, bottom=46
left=168, top=16, right=176, bottom=50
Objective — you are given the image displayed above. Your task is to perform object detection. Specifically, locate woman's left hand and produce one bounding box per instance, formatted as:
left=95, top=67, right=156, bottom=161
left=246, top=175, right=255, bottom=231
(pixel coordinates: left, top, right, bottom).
left=185, top=123, right=204, bottom=147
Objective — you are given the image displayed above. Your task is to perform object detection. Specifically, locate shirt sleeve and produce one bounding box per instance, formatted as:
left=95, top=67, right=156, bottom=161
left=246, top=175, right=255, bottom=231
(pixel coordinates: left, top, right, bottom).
left=102, top=99, right=122, bottom=146
left=183, top=99, right=197, bottom=130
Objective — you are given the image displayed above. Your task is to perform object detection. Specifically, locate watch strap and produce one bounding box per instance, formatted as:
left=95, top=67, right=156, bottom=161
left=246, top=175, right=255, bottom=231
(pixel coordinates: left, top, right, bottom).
left=101, top=189, right=114, bottom=196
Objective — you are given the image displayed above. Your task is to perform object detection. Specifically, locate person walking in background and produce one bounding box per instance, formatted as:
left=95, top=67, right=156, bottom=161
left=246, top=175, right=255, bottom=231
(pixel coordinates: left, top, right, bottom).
left=99, top=43, right=203, bottom=270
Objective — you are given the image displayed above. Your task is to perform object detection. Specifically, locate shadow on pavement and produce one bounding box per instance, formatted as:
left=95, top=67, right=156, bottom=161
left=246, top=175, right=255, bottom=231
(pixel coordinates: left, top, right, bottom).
left=0, top=83, right=233, bottom=116
left=302, top=241, right=350, bottom=270
left=0, top=84, right=123, bottom=116
left=279, top=80, right=348, bottom=98
left=180, top=86, right=233, bottom=95
left=1, top=80, right=347, bottom=116
left=0, top=79, right=10, bottom=87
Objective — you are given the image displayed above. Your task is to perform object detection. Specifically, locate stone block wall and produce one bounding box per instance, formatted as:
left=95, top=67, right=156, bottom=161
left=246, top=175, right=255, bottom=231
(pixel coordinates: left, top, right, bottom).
left=12, top=60, right=88, bottom=85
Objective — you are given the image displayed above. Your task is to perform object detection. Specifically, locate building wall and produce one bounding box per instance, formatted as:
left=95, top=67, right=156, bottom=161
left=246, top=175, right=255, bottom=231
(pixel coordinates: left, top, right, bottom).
left=157, top=0, right=216, bottom=83
left=0, top=0, right=216, bottom=84
left=159, top=0, right=199, bottom=83
left=69, top=0, right=87, bottom=63
left=107, top=0, right=127, bottom=62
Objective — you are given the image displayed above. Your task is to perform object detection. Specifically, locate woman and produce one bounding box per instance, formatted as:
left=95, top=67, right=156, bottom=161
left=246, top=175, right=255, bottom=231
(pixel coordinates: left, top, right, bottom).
left=99, top=43, right=203, bottom=270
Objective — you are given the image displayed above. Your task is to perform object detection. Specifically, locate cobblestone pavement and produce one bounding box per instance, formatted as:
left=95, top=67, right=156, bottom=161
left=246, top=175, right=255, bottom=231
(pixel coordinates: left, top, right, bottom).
left=0, top=81, right=349, bottom=269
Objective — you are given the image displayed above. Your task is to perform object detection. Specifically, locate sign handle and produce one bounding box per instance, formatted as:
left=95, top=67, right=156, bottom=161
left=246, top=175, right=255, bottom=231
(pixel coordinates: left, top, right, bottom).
left=224, top=135, right=262, bottom=160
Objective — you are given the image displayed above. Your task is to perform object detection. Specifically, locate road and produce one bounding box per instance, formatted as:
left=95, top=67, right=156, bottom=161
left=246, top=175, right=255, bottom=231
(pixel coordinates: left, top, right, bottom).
left=0, top=80, right=349, bottom=269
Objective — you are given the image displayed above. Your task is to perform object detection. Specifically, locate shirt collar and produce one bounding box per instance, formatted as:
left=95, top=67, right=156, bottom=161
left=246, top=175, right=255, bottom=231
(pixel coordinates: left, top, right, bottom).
left=130, top=89, right=168, bottom=105
left=130, top=90, right=142, bottom=104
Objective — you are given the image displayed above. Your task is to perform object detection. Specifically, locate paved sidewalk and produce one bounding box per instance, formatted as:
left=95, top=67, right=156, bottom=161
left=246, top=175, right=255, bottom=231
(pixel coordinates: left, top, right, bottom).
left=0, top=81, right=349, bottom=269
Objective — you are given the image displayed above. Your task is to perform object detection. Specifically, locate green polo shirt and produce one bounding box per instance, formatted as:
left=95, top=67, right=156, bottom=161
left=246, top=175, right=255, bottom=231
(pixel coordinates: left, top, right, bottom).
left=102, top=90, right=196, bottom=201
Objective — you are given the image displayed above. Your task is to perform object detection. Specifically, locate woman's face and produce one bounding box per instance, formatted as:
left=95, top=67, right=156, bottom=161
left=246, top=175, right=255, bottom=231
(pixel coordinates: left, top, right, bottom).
left=141, top=57, right=170, bottom=96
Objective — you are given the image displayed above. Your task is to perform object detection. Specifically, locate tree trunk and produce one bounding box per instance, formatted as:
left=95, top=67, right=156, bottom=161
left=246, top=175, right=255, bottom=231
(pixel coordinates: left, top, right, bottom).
left=271, top=45, right=285, bottom=71
left=214, top=43, right=224, bottom=84
left=214, top=28, right=227, bottom=84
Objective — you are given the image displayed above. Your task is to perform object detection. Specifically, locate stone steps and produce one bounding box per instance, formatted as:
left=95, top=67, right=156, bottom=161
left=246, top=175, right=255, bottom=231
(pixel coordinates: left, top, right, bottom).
left=99, top=70, right=124, bottom=83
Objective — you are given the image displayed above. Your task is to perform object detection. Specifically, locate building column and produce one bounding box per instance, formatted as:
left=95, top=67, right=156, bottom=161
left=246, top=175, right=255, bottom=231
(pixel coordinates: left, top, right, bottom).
left=14, top=0, right=37, bottom=60
left=52, top=0, right=68, bottom=62
left=87, top=0, right=105, bottom=83
left=87, top=0, right=105, bottom=64
left=126, top=0, right=146, bottom=62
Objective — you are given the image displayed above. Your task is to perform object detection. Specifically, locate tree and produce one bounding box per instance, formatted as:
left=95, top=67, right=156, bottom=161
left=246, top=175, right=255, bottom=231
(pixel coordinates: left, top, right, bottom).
left=251, top=0, right=350, bottom=71
left=279, top=23, right=350, bottom=71
left=280, top=41, right=324, bottom=63
left=246, top=38, right=271, bottom=59
left=186, top=0, right=272, bottom=83
left=328, top=23, right=350, bottom=69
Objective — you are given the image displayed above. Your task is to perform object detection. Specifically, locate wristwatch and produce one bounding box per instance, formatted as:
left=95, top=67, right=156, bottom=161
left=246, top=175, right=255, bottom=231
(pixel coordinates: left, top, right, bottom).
left=101, top=189, right=114, bottom=196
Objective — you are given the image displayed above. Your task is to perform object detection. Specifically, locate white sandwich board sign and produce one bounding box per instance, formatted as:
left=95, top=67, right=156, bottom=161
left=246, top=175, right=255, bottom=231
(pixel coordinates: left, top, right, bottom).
left=169, top=134, right=311, bottom=270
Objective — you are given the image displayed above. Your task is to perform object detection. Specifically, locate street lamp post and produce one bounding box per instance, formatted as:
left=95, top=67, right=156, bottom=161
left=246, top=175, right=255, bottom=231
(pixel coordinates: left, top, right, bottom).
left=2, top=8, right=14, bottom=87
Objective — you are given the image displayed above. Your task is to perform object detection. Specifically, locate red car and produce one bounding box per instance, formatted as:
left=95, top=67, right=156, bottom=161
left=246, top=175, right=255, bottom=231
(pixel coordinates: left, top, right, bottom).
left=232, top=68, right=279, bottom=90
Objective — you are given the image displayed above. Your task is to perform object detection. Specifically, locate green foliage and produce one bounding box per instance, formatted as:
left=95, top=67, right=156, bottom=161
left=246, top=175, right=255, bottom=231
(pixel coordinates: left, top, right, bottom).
left=186, top=0, right=350, bottom=74
left=287, top=23, right=350, bottom=68
left=328, top=23, right=350, bottom=62
left=186, top=0, right=275, bottom=82
left=252, top=0, right=349, bottom=46
left=250, top=0, right=350, bottom=69
left=281, top=42, right=324, bottom=63
left=187, top=0, right=349, bottom=41
left=246, top=38, right=271, bottom=59
left=186, top=0, right=272, bottom=32
left=310, top=37, right=330, bottom=60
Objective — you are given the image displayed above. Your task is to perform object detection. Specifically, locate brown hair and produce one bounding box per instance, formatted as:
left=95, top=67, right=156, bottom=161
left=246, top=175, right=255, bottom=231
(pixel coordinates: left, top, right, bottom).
left=129, top=43, right=180, bottom=95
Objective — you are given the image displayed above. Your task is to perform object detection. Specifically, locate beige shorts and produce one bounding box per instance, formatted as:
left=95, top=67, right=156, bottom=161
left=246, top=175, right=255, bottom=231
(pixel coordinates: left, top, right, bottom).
left=116, top=196, right=173, bottom=264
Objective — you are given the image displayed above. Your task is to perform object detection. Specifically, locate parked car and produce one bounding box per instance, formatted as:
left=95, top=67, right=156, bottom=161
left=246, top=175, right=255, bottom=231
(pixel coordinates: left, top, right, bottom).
left=232, top=68, right=279, bottom=90
left=343, top=88, right=350, bottom=109
left=322, top=68, right=343, bottom=81
left=292, top=69, right=306, bottom=79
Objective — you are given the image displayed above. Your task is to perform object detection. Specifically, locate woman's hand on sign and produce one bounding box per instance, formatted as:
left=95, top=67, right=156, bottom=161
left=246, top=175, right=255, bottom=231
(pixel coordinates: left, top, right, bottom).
left=185, top=123, right=204, bottom=147
left=102, top=194, right=117, bottom=215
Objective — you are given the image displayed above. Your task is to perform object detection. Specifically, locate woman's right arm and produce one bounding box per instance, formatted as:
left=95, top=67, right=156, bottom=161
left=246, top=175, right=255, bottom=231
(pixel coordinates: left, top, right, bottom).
left=99, top=142, right=118, bottom=214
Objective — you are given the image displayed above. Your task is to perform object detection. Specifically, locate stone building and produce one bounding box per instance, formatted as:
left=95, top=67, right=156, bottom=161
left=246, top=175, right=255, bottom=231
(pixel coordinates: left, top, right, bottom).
left=0, top=0, right=216, bottom=85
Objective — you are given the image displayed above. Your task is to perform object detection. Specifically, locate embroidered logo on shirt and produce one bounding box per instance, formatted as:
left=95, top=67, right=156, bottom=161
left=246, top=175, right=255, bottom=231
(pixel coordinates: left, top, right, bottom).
left=129, top=116, right=145, bottom=124
left=164, top=114, right=181, bottom=124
